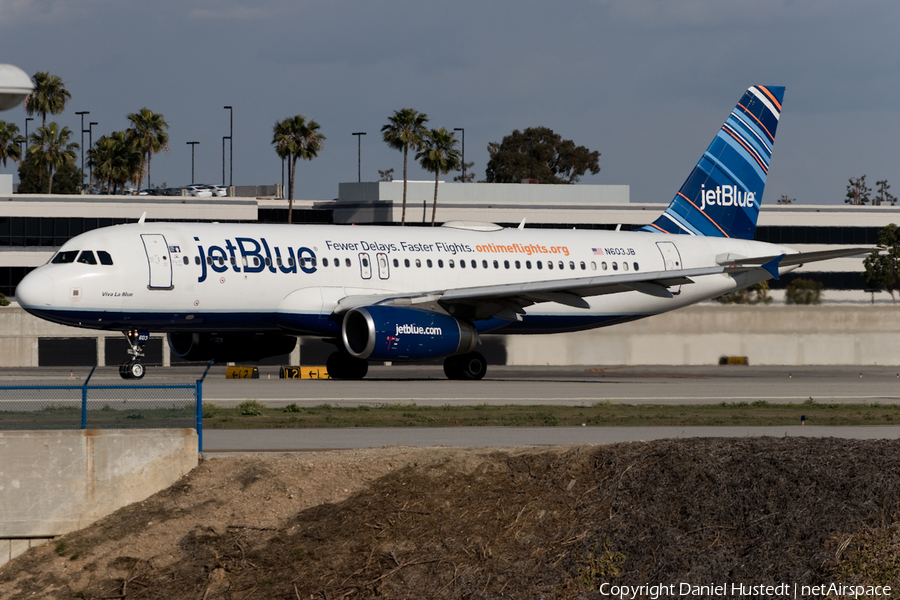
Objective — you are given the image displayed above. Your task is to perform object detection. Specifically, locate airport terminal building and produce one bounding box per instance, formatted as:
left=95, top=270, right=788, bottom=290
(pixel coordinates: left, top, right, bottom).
left=0, top=179, right=897, bottom=367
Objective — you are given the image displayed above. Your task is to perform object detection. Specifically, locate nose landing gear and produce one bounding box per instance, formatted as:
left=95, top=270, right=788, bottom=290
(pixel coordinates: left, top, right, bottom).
left=119, top=329, right=149, bottom=380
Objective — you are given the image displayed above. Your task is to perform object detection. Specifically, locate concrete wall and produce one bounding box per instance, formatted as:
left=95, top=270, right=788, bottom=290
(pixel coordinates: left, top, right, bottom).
left=503, top=304, right=900, bottom=366
left=0, top=429, right=198, bottom=566
left=1, top=304, right=898, bottom=367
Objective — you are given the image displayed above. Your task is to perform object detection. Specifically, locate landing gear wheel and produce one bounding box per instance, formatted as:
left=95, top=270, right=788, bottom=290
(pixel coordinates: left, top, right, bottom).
left=119, top=360, right=145, bottom=380
left=326, top=351, right=369, bottom=380
left=444, top=351, right=487, bottom=380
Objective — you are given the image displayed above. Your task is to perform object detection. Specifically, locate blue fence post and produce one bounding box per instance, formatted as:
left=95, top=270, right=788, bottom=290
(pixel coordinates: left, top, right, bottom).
left=81, top=366, right=97, bottom=430
left=196, top=379, right=203, bottom=453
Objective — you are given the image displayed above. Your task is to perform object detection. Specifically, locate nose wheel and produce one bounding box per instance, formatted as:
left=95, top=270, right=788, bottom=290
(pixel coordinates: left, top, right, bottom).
left=119, top=329, right=149, bottom=380
left=119, top=360, right=146, bottom=380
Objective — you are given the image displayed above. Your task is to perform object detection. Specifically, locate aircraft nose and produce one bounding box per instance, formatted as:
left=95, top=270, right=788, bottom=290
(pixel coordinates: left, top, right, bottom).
left=15, top=271, right=54, bottom=308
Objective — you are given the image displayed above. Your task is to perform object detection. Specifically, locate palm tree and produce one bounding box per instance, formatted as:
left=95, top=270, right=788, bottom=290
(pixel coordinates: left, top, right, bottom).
left=28, top=123, right=78, bottom=194
left=381, top=108, right=429, bottom=226
left=417, top=128, right=461, bottom=226
left=0, top=121, right=24, bottom=172
left=126, top=108, right=169, bottom=189
left=89, top=131, right=141, bottom=195
left=272, top=115, right=325, bottom=224
left=24, top=72, right=71, bottom=128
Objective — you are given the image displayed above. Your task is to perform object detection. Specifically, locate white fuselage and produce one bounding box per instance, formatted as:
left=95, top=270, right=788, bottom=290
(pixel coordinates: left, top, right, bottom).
left=15, top=222, right=795, bottom=336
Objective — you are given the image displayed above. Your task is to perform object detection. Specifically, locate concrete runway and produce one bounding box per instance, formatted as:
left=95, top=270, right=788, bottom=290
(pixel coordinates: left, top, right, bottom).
left=3, top=364, right=895, bottom=406
left=3, top=364, right=899, bottom=452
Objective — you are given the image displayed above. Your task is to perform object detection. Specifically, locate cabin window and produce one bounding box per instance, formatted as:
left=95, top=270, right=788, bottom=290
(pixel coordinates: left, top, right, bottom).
left=612, top=262, right=618, bottom=271
left=537, top=261, right=542, bottom=270
left=438, top=259, right=444, bottom=268
left=504, top=260, right=510, bottom=269
left=344, top=258, right=351, bottom=267
left=515, top=260, right=521, bottom=269
left=334, top=257, right=339, bottom=267
left=311, top=257, right=317, bottom=267
left=580, top=261, right=586, bottom=270
left=241, top=257, right=248, bottom=267
left=601, top=262, right=607, bottom=270
left=231, top=256, right=237, bottom=266
left=547, top=261, right=553, bottom=270
left=322, top=258, right=329, bottom=267
left=404, top=258, right=410, bottom=268
left=591, top=261, right=596, bottom=270
left=264, top=257, right=271, bottom=267
left=206, top=256, right=212, bottom=266
left=558, top=261, right=564, bottom=270
left=416, top=259, right=422, bottom=268
left=493, top=260, right=499, bottom=269
left=460, top=259, right=466, bottom=268
left=449, top=259, right=455, bottom=268
left=51, top=250, right=78, bottom=264
left=623, top=262, right=629, bottom=271
left=427, top=259, right=433, bottom=268
left=183, top=256, right=189, bottom=266
left=361, top=258, right=368, bottom=268
left=77, top=251, right=97, bottom=265
left=253, top=257, right=260, bottom=267
left=98, top=251, right=114, bottom=266
left=276, top=257, right=282, bottom=267
left=526, top=261, right=532, bottom=269
left=633, top=262, right=639, bottom=271
left=470, top=260, right=476, bottom=268
left=393, top=258, right=399, bottom=267
left=194, top=256, right=200, bottom=265
left=569, top=261, right=575, bottom=270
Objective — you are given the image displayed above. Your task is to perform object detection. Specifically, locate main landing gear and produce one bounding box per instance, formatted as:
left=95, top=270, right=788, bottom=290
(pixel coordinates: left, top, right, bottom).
left=326, top=351, right=369, bottom=380
left=443, top=351, right=487, bottom=380
left=119, top=329, right=148, bottom=380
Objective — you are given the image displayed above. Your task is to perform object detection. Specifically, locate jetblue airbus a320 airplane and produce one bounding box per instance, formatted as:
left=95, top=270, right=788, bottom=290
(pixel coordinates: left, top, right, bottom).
left=15, top=86, right=869, bottom=379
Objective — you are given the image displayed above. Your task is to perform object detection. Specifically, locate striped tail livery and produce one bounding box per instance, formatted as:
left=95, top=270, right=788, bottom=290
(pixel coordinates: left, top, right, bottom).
left=642, top=85, right=785, bottom=240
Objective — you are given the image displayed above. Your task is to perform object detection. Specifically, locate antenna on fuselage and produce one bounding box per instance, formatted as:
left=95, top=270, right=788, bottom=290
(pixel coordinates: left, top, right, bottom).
left=138, top=211, right=146, bottom=225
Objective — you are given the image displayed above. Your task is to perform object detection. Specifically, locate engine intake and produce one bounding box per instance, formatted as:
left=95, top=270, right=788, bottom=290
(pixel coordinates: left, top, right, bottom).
left=341, top=306, right=477, bottom=361
left=167, top=332, right=296, bottom=362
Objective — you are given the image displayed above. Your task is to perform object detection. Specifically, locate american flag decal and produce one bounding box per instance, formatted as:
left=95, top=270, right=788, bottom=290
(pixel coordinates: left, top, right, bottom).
left=592, top=248, right=604, bottom=255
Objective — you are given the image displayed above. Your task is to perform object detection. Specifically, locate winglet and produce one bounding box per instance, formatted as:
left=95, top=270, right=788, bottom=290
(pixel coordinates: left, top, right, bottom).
left=761, top=254, right=785, bottom=280
left=518, top=218, right=526, bottom=230
left=138, top=211, right=147, bottom=225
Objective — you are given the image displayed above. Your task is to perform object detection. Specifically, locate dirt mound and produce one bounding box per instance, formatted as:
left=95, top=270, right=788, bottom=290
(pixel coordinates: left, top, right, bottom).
left=3, top=438, right=900, bottom=599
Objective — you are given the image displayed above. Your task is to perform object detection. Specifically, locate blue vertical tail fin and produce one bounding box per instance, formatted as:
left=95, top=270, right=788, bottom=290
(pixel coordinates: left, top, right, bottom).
left=641, top=85, right=785, bottom=240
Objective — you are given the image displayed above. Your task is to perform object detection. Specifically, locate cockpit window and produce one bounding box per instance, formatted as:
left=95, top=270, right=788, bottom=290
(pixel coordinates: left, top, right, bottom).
left=51, top=250, right=79, bottom=264
left=77, top=251, right=97, bottom=265
left=97, top=251, right=114, bottom=265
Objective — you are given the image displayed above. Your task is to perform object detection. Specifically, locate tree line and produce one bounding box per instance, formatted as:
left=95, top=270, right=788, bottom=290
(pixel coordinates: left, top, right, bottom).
left=0, top=71, right=169, bottom=195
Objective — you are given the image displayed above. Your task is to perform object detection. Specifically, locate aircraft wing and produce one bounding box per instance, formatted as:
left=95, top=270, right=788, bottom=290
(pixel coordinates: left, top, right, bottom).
left=334, top=246, right=878, bottom=319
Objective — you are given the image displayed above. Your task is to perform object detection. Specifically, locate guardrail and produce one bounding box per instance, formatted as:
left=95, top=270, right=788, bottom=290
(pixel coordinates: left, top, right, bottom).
left=0, top=361, right=213, bottom=451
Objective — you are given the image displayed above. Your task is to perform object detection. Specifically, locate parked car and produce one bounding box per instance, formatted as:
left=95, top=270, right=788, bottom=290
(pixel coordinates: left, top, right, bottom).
left=186, top=185, right=214, bottom=197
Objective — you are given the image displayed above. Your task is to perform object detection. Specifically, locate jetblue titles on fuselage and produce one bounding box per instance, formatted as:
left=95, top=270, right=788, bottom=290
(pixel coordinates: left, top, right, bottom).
left=194, top=236, right=316, bottom=283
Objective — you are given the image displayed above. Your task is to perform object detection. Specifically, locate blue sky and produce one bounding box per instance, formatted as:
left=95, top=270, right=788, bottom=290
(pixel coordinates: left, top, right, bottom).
left=1, top=0, right=898, bottom=205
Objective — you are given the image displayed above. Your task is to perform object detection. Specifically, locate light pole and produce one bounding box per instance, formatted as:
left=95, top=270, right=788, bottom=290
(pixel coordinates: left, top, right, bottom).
left=526, top=137, right=534, bottom=180
left=24, top=117, right=32, bottom=147
left=453, top=128, right=465, bottom=182
left=223, top=106, right=232, bottom=186
left=352, top=132, right=366, bottom=182
left=75, top=111, right=89, bottom=192
left=187, top=141, right=199, bottom=185
left=88, top=122, right=97, bottom=189
left=222, top=136, right=231, bottom=186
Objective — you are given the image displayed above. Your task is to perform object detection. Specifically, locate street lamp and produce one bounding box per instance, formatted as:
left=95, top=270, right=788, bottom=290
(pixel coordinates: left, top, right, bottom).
left=75, top=111, right=89, bottom=192
left=222, top=136, right=231, bottom=186
left=88, top=122, right=97, bottom=188
left=223, top=106, right=232, bottom=186
left=453, top=128, right=465, bottom=182
left=24, top=117, right=32, bottom=143
left=352, top=132, right=366, bottom=182
left=187, top=141, right=199, bottom=185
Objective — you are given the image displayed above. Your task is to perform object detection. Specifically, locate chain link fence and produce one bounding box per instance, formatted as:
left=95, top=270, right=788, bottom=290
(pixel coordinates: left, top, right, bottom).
left=0, top=363, right=212, bottom=449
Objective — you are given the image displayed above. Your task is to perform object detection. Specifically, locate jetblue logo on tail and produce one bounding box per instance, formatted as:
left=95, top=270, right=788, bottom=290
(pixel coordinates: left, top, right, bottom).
left=641, top=85, right=785, bottom=240
left=699, top=185, right=756, bottom=212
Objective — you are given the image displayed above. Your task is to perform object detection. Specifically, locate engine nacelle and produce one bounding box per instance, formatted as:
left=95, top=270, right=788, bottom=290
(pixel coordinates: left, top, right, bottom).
left=341, top=306, right=477, bottom=361
left=167, top=332, right=297, bottom=362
